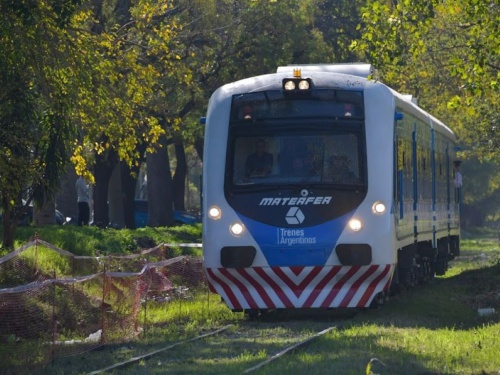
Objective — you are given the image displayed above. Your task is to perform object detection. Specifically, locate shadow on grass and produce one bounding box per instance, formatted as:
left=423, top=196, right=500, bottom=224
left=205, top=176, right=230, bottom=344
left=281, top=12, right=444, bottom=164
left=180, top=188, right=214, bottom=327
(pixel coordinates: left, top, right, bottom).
left=371, top=262, right=500, bottom=330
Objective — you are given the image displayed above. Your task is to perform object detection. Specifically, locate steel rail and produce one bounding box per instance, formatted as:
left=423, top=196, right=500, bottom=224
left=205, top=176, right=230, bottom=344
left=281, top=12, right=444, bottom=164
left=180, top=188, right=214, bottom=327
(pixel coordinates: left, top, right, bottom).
left=87, top=324, right=233, bottom=375
left=242, top=326, right=337, bottom=374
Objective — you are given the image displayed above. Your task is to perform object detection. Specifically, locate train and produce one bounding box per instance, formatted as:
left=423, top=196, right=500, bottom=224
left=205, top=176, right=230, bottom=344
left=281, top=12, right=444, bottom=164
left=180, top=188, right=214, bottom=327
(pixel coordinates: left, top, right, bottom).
left=201, top=64, right=461, bottom=316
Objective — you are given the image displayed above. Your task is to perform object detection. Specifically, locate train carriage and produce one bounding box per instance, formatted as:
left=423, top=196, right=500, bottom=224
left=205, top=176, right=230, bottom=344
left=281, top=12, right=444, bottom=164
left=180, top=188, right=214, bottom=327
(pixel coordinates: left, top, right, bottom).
left=202, top=64, right=460, bottom=314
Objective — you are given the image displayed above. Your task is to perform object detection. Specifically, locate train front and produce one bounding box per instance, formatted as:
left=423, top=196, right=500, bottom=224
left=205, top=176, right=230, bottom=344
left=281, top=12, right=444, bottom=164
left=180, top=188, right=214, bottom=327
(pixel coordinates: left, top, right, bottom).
left=202, top=69, right=395, bottom=312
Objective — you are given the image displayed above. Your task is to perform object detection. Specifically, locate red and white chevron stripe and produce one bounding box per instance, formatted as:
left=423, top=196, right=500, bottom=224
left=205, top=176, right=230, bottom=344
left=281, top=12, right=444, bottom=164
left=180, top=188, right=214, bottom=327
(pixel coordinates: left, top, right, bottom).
left=206, top=264, right=394, bottom=309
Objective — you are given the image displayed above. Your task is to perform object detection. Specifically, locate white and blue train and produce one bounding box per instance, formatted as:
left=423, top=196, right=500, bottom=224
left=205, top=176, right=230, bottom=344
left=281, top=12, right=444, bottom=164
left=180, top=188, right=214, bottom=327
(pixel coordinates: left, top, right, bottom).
left=202, top=64, right=461, bottom=314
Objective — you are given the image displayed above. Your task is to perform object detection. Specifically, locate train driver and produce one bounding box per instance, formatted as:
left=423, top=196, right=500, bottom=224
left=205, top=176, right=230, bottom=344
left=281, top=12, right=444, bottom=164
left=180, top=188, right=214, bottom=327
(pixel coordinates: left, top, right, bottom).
left=245, top=139, right=274, bottom=177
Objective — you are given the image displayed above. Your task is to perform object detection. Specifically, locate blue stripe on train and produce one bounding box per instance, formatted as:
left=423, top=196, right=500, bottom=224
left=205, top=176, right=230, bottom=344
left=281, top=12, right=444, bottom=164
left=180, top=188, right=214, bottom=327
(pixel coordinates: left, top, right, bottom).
left=238, top=211, right=355, bottom=266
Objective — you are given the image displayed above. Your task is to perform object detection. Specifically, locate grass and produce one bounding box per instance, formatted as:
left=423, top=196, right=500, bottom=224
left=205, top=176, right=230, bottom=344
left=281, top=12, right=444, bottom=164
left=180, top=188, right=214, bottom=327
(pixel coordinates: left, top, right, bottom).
left=3, top=226, right=499, bottom=374
left=1, top=223, right=203, bottom=257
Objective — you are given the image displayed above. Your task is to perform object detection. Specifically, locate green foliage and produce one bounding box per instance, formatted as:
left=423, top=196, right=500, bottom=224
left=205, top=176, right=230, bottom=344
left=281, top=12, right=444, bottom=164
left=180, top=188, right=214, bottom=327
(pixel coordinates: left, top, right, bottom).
left=69, top=0, right=174, bottom=172
left=353, top=0, right=437, bottom=84
left=0, top=0, right=79, bottom=246
left=459, top=159, right=500, bottom=226
left=353, top=0, right=499, bottom=160
left=311, top=0, right=365, bottom=62
left=0, top=0, right=189, bottom=246
left=428, top=1, right=499, bottom=160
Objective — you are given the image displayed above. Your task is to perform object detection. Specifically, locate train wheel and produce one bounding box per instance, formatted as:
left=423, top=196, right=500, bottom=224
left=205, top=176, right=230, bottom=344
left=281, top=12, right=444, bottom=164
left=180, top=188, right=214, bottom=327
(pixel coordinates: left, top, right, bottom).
left=417, top=259, right=432, bottom=284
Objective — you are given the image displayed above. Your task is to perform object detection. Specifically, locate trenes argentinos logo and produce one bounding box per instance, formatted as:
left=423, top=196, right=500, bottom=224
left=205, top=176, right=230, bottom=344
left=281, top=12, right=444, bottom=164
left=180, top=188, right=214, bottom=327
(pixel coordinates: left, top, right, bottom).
left=278, top=227, right=317, bottom=245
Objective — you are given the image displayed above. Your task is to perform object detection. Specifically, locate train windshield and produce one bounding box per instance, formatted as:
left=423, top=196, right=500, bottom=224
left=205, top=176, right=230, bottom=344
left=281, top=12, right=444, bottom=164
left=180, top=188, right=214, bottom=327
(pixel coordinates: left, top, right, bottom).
left=227, top=89, right=366, bottom=189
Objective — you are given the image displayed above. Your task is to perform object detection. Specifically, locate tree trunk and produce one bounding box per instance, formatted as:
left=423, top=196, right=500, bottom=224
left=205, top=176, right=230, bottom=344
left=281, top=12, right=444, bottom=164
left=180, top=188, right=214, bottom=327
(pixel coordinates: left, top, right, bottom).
left=121, top=161, right=139, bottom=229
left=173, top=141, right=187, bottom=211
left=93, top=149, right=118, bottom=228
left=1, top=217, right=15, bottom=249
left=1, top=197, right=16, bottom=249
left=146, top=134, right=174, bottom=227
left=194, top=136, right=204, bottom=162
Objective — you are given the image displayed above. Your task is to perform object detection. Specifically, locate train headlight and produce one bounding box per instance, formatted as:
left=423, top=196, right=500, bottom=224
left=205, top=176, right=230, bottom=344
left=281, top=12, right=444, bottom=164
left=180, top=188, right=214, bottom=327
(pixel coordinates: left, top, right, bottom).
left=230, top=222, right=244, bottom=236
left=284, top=80, right=296, bottom=90
left=208, top=206, right=222, bottom=220
left=298, top=79, right=310, bottom=90
left=282, top=78, right=312, bottom=91
left=372, top=201, right=386, bottom=215
left=348, top=218, right=363, bottom=232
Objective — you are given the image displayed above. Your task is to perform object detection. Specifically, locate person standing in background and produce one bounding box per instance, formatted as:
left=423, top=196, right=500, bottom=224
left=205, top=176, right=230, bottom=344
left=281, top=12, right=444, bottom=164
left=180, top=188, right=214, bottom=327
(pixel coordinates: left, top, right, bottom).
left=453, top=160, right=463, bottom=204
left=76, top=175, right=90, bottom=225
left=453, top=160, right=462, bottom=188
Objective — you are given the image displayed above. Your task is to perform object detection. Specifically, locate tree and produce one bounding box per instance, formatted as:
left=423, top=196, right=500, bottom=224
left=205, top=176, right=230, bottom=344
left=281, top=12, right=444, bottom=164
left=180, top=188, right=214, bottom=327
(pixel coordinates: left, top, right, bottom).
left=1, top=0, right=80, bottom=247
left=312, top=0, right=365, bottom=63
left=460, top=158, right=500, bottom=227
left=66, top=0, right=183, bottom=228
left=352, top=0, right=499, bottom=159
left=1, top=0, right=171, bottom=245
left=434, top=1, right=499, bottom=159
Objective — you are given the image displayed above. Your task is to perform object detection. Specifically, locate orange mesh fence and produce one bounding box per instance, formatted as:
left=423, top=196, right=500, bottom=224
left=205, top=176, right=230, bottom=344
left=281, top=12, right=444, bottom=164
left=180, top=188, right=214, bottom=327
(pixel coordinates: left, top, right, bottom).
left=0, top=238, right=206, bottom=375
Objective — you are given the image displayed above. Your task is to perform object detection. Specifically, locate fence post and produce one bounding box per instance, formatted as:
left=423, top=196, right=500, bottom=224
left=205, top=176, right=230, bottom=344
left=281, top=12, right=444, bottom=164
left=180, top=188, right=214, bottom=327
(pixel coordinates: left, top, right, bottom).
left=100, top=265, right=107, bottom=345
left=142, top=271, right=148, bottom=339
left=50, top=270, right=56, bottom=364
left=206, top=284, right=211, bottom=321
left=34, top=232, right=39, bottom=272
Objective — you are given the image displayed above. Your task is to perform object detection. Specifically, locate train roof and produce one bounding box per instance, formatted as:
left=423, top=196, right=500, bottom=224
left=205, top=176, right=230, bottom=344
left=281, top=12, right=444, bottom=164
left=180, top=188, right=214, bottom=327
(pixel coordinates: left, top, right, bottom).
left=389, top=86, right=455, bottom=140
left=277, top=63, right=375, bottom=78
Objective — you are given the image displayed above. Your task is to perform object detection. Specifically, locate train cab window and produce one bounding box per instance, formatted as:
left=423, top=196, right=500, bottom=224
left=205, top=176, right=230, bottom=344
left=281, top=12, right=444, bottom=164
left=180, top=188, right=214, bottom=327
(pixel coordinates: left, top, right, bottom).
left=231, top=133, right=364, bottom=187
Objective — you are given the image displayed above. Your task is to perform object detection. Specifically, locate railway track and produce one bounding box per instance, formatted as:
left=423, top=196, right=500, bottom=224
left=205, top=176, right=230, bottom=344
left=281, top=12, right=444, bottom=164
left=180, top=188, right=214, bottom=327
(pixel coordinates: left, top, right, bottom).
left=86, top=310, right=353, bottom=375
